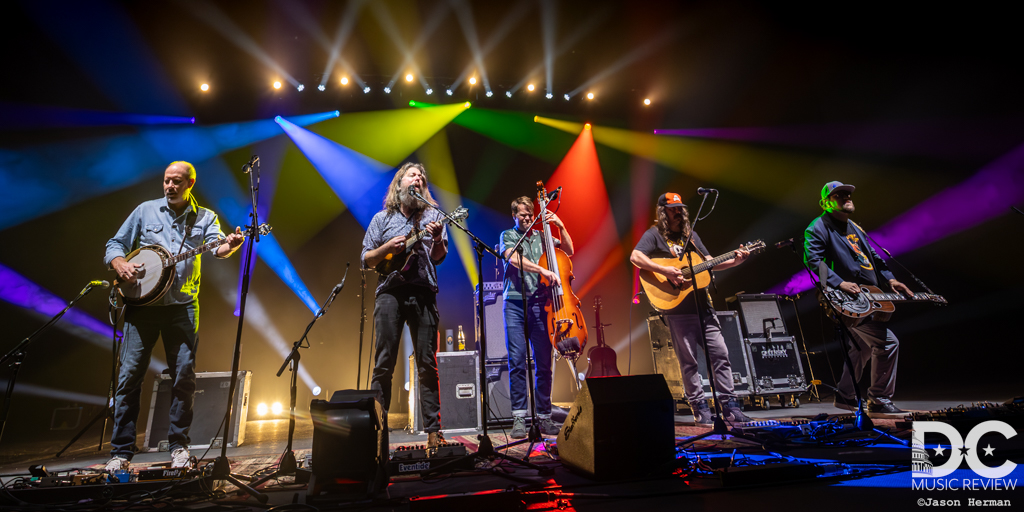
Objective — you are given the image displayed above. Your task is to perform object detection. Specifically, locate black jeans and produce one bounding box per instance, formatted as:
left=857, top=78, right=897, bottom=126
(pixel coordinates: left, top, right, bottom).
left=371, top=287, right=441, bottom=432
left=111, top=303, right=198, bottom=459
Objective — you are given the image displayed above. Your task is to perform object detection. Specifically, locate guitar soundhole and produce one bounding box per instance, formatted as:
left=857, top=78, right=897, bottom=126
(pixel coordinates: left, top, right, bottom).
left=872, top=302, right=882, bottom=309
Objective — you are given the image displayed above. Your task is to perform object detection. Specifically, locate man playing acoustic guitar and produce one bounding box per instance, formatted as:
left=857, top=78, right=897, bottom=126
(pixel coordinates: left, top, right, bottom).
left=630, top=192, right=751, bottom=425
left=104, top=161, right=243, bottom=473
left=804, top=181, right=913, bottom=415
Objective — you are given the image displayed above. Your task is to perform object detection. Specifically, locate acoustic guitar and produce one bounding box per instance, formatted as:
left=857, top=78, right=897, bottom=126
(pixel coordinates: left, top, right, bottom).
left=639, top=240, right=766, bottom=312
left=584, top=296, right=620, bottom=378
left=375, top=207, right=468, bottom=275
left=822, top=283, right=946, bottom=326
left=116, top=223, right=271, bottom=306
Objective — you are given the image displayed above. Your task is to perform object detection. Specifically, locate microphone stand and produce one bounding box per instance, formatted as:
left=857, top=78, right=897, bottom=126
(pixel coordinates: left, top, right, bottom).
left=211, top=157, right=268, bottom=504
left=251, top=264, right=350, bottom=489
left=408, top=190, right=552, bottom=478
left=1, top=282, right=103, bottom=447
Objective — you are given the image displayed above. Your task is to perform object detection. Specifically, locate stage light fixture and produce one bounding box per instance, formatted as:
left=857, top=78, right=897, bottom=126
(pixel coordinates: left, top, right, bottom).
left=527, top=84, right=535, bottom=92
left=363, top=86, right=370, bottom=93
left=318, top=84, right=325, bottom=92
left=446, top=89, right=453, bottom=96
left=585, top=123, right=592, bottom=129
left=469, top=77, right=477, bottom=85
left=546, top=93, right=553, bottom=99
left=506, top=91, right=512, bottom=98
left=312, top=386, right=322, bottom=396
left=341, top=77, right=349, bottom=85
left=297, top=84, right=305, bottom=91
left=273, top=81, right=282, bottom=89
left=587, top=92, right=594, bottom=100
left=464, top=102, right=471, bottom=108
left=271, top=402, right=283, bottom=415
left=200, top=83, right=209, bottom=92
left=644, top=98, right=651, bottom=105
left=564, top=94, right=570, bottom=100
left=384, top=87, right=391, bottom=94
left=257, top=403, right=268, bottom=416
left=485, top=91, right=493, bottom=97
left=405, top=73, right=414, bottom=82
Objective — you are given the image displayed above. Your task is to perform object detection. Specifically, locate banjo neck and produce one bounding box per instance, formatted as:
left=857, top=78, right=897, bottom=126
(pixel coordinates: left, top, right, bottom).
left=163, top=237, right=231, bottom=268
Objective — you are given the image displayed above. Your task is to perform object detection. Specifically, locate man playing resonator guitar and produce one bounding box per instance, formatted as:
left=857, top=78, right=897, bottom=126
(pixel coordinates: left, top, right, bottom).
left=104, top=161, right=243, bottom=473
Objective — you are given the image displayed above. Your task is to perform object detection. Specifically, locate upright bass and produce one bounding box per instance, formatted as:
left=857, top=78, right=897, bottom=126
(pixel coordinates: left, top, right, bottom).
left=535, top=182, right=588, bottom=367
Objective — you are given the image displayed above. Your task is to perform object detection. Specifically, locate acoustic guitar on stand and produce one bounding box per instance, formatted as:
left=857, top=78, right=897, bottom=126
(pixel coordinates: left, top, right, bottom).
left=584, top=296, right=620, bottom=378
left=638, top=240, right=766, bottom=312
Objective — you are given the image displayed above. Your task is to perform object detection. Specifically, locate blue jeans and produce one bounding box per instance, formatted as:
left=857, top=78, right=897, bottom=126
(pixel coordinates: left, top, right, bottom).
left=111, top=303, right=198, bottom=459
left=503, top=298, right=553, bottom=416
left=371, top=288, right=441, bottom=432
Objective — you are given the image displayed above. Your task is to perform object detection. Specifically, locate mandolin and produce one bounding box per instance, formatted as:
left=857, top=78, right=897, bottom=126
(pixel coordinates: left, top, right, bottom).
left=638, top=240, right=766, bottom=312
left=584, top=296, right=620, bottom=378
left=375, top=207, right=468, bottom=275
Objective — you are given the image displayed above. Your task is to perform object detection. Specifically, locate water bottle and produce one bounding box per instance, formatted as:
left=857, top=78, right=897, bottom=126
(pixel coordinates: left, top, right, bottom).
left=457, top=325, right=466, bottom=351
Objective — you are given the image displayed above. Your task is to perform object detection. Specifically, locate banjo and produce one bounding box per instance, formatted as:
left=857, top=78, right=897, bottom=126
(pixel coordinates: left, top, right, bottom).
left=115, top=223, right=271, bottom=306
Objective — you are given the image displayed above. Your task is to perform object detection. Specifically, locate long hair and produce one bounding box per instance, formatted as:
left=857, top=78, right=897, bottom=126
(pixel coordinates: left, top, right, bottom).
left=384, top=162, right=436, bottom=217
left=654, top=204, right=690, bottom=242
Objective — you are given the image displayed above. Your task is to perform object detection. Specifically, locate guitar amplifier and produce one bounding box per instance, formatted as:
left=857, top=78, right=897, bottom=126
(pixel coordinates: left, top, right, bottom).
left=144, top=371, right=250, bottom=451
left=732, top=294, right=788, bottom=338
left=647, top=311, right=751, bottom=401
left=744, top=336, right=808, bottom=395
left=474, top=282, right=507, bottom=359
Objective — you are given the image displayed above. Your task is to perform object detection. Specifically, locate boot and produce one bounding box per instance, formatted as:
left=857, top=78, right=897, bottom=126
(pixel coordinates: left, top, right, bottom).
left=690, top=399, right=713, bottom=425
left=723, top=397, right=752, bottom=423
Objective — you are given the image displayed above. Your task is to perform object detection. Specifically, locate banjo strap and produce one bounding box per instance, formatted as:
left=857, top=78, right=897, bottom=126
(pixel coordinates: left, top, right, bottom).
left=175, top=196, right=199, bottom=256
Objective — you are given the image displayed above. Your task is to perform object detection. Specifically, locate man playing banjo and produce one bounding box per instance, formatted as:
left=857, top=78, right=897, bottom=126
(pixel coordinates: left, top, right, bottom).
left=103, top=161, right=243, bottom=472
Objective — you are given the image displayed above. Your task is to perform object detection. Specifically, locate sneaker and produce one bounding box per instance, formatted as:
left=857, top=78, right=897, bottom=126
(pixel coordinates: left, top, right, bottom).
left=170, top=447, right=193, bottom=469
left=867, top=397, right=905, bottom=414
left=510, top=416, right=527, bottom=439
left=105, top=456, right=130, bottom=473
left=723, top=398, right=752, bottom=423
left=427, top=431, right=446, bottom=457
left=690, top=400, right=713, bottom=425
left=833, top=393, right=859, bottom=411
left=537, top=417, right=561, bottom=436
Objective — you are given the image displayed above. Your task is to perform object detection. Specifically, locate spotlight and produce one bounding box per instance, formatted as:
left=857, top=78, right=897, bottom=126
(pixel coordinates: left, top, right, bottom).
left=312, top=386, right=322, bottom=396
left=340, top=77, right=349, bottom=85
left=585, top=123, right=591, bottom=130
left=564, top=94, right=570, bottom=101
left=469, top=77, right=477, bottom=85
left=384, top=87, right=391, bottom=94
left=485, top=91, right=493, bottom=97
left=446, top=89, right=453, bottom=96
left=200, top=83, right=209, bottom=92
left=257, top=403, right=268, bottom=416
left=426, top=88, right=433, bottom=95
left=317, top=84, right=325, bottom=92
left=506, top=91, right=512, bottom=98
left=643, top=98, right=651, bottom=106
left=273, top=81, right=282, bottom=90
left=546, top=93, right=553, bottom=99
left=271, top=402, right=283, bottom=415
left=587, top=92, right=594, bottom=100
left=297, top=84, right=305, bottom=91
left=527, top=84, right=535, bottom=92
left=464, top=102, right=471, bottom=108
left=363, top=86, right=371, bottom=93
left=405, top=73, right=414, bottom=82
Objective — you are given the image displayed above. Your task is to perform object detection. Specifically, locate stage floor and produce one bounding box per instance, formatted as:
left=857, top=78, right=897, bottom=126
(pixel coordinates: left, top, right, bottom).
left=1, top=397, right=1018, bottom=511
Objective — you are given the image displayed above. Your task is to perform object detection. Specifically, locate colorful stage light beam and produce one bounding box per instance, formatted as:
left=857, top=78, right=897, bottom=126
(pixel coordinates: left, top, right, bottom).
left=0, top=104, right=194, bottom=130
left=448, top=108, right=577, bottom=164
left=565, top=27, right=678, bottom=99
left=0, top=111, right=337, bottom=230
left=769, top=142, right=1024, bottom=296
left=541, top=0, right=556, bottom=95
left=181, top=1, right=300, bottom=87
left=416, top=129, right=479, bottom=286
left=196, top=156, right=320, bottom=315
left=275, top=116, right=393, bottom=228
left=542, top=123, right=622, bottom=294
left=0, top=262, right=166, bottom=373
left=20, top=1, right=188, bottom=114
left=283, top=0, right=368, bottom=89
left=0, top=382, right=107, bottom=406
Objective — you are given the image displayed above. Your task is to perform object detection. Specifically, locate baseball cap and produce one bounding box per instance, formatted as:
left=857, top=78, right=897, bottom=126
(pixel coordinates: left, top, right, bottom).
left=658, top=192, right=686, bottom=208
left=820, top=181, right=855, bottom=201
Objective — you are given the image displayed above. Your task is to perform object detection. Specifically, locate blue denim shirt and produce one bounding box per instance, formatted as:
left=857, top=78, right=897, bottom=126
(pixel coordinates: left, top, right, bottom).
left=104, top=197, right=227, bottom=305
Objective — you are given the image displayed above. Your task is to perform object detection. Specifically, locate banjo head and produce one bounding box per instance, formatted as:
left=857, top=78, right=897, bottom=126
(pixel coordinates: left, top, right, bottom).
left=120, top=245, right=174, bottom=305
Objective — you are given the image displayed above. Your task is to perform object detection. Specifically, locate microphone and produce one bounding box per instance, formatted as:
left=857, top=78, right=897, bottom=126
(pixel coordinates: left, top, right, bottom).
left=547, top=186, right=563, bottom=200
left=242, top=155, right=259, bottom=173
left=80, top=280, right=110, bottom=295
left=320, top=263, right=350, bottom=317
left=774, top=238, right=794, bottom=249
left=696, top=187, right=718, bottom=195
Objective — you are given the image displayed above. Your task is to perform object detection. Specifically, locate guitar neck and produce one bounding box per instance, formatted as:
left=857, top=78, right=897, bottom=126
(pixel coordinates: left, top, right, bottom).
left=166, top=237, right=229, bottom=267
left=681, top=250, right=737, bottom=277
left=866, top=291, right=939, bottom=303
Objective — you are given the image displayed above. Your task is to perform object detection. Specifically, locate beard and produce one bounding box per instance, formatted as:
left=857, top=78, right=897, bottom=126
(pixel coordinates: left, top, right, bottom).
left=399, top=186, right=422, bottom=212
